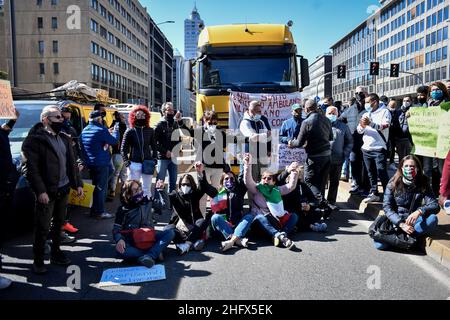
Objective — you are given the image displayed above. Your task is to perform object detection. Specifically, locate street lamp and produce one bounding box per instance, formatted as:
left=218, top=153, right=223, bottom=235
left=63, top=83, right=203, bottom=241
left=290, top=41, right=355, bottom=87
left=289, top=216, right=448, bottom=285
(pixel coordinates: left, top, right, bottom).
left=156, top=20, right=175, bottom=26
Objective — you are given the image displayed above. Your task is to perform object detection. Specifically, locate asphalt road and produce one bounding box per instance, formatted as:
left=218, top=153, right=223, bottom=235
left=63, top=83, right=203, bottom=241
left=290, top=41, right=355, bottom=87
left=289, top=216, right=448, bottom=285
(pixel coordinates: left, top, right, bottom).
left=1, top=191, right=450, bottom=300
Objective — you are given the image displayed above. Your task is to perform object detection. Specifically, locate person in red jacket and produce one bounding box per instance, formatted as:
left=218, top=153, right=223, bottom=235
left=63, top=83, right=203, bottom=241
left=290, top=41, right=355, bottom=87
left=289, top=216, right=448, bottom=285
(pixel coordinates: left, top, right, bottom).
left=439, top=151, right=450, bottom=209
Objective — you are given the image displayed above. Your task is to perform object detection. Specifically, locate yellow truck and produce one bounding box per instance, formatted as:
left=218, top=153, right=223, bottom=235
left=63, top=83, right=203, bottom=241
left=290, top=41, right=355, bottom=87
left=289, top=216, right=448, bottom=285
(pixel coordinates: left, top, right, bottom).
left=184, top=23, right=310, bottom=128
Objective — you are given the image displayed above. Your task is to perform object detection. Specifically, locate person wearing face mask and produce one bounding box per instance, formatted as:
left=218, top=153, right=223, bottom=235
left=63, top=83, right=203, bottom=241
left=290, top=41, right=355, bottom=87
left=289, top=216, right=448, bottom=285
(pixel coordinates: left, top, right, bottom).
left=121, top=106, right=157, bottom=199
left=155, top=102, right=189, bottom=193
left=196, top=111, right=230, bottom=214
left=239, top=100, right=272, bottom=182
left=414, top=85, right=429, bottom=107
left=22, top=106, right=84, bottom=274
left=319, top=96, right=334, bottom=114
left=374, top=155, right=440, bottom=251
left=81, top=110, right=119, bottom=220
left=280, top=103, right=303, bottom=145
left=325, top=106, right=353, bottom=210
left=427, top=82, right=450, bottom=107
left=112, top=180, right=175, bottom=268
left=244, top=154, right=299, bottom=250
left=93, top=103, right=108, bottom=127
left=108, top=111, right=127, bottom=200
left=390, top=96, right=414, bottom=163
left=209, top=171, right=252, bottom=252
left=166, top=162, right=217, bottom=255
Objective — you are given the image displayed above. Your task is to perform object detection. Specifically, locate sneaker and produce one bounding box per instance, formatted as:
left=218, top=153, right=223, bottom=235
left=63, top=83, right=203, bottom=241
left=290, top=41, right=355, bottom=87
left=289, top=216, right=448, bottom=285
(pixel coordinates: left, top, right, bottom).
left=50, top=251, right=71, bottom=266
left=60, top=232, right=76, bottom=244
left=273, top=235, right=281, bottom=247
left=340, top=175, right=349, bottom=182
left=193, top=239, right=205, bottom=251
left=220, top=240, right=234, bottom=252
left=62, top=222, right=79, bottom=234
left=280, top=235, right=295, bottom=250
left=363, top=193, right=381, bottom=203
left=32, top=261, right=47, bottom=275
left=176, top=243, right=190, bottom=255
left=328, top=203, right=339, bottom=211
left=235, top=237, right=249, bottom=248
left=138, top=255, right=155, bottom=269
left=0, top=276, right=12, bottom=290
left=95, top=212, right=115, bottom=220
left=349, top=185, right=360, bottom=194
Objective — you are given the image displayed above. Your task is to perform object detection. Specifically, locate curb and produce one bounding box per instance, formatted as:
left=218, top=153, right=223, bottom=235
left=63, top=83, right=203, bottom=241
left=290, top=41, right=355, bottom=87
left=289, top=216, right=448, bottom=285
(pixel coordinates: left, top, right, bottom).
left=337, top=180, right=450, bottom=271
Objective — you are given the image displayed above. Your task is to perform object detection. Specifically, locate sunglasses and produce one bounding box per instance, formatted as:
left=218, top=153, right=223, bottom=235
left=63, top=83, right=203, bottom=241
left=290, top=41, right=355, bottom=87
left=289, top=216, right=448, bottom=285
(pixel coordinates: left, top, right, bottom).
left=48, top=115, right=62, bottom=120
left=181, top=183, right=191, bottom=187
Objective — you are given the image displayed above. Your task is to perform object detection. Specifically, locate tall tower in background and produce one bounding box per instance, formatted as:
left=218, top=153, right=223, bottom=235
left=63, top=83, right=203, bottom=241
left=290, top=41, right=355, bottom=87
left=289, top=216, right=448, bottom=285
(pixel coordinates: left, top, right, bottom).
left=184, top=3, right=203, bottom=60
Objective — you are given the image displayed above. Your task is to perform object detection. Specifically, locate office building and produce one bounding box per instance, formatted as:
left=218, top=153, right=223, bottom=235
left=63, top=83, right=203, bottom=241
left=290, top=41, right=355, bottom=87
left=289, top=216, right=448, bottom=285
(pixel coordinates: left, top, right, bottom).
left=184, top=4, right=203, bottom=60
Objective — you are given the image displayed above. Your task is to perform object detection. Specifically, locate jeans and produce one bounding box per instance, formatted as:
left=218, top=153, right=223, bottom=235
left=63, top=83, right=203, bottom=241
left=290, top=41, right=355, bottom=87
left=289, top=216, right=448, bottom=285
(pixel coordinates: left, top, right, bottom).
left=109, top=154, right=127, bottom=194
left=89, top=165, right=110, bottom=215
left=254, top=213, right=298, bottom=238
left=33, top=189, right=69, bottom=262
left=327, top=163, right=343, bottom=204
left=362, top=149, right=389, bottom=195
left=304, top=155, right=331, bottom=202
left=116, top=229, right=175, bottom=261
left=128, top=161, right=154, bottom=198
left=211, top=213, right=254, bottom=240
left=157, top=159, right=178, bottom=193
left=374, top=215, right=438, bottom=250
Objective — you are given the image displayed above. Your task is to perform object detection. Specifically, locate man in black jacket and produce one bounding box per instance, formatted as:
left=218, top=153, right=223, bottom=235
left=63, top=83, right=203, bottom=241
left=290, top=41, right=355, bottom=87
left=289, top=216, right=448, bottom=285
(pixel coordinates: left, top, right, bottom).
left=155, top=102, right=189, bottom=193
left=290, top=99, right=333, bottom=204
left=22, top=106, right=83, bottom=275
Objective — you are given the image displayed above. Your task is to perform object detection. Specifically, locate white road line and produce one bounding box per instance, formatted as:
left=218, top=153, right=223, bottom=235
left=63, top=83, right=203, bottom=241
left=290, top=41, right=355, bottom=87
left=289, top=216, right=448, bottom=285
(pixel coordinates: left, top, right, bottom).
left=351, top=215, right=450, bottom=291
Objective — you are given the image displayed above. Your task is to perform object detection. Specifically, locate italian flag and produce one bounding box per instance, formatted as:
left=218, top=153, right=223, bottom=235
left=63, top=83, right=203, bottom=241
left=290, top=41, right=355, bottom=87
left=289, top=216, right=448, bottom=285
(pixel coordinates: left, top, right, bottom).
left=257, top=184, right=286, bottom=218
left=211, top=188, right=228, bottom=213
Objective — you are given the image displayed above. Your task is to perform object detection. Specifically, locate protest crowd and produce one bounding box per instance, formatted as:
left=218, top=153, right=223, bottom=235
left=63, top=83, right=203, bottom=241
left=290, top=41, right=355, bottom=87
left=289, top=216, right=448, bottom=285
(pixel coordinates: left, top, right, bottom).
left=0, top=81, right=449, bottom=289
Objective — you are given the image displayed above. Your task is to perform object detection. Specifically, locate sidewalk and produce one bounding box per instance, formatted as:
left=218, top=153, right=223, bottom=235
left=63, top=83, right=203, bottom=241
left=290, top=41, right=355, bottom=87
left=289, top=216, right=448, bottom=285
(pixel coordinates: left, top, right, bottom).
left=336, top=180, right=450, bottom=271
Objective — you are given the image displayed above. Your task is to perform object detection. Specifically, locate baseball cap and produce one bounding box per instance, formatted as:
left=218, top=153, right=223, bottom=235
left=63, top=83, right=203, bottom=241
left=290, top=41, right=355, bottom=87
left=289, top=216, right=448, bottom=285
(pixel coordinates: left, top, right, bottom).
left=291, top=103, right=302, bottom=111
left=89, top=110, right=103, bottom=119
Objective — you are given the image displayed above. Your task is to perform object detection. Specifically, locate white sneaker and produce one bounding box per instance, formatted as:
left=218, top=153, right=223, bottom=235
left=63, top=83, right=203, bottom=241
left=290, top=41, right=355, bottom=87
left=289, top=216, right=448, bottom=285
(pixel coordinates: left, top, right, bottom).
left=176, top=243, right=190, bottom=255
left=220, top=240, right=234, bottom=252
left=235, top=237, right=249, bottom=248
left=0, top=276, right=12, bottom=290
left=363, top=193, right=381, bottom=203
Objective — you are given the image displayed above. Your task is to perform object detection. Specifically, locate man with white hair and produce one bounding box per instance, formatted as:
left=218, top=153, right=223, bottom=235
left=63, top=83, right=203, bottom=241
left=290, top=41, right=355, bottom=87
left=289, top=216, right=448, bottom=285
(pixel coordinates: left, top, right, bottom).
left=22, top=105, right=84, bottom=274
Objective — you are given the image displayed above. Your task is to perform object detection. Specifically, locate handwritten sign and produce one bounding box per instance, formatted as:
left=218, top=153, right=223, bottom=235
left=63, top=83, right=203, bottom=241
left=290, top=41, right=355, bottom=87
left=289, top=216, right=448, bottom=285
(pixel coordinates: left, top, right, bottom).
left=277, top=143, right=307, bottom=170
left=436, top=109, right=450, bottom=159
left=0, top=80, right=15, bottom=119
left=68, top=182, right=94, bottom=208
left=229, top=91, right=303, bottom=130
left=98, top=265, right=166, bottom=287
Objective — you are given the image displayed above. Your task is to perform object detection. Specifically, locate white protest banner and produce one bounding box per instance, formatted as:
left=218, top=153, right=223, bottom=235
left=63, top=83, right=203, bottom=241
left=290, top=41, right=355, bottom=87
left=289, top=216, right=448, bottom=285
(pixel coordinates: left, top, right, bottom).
left=98, top=265, right=166, bottom=287
left=228, top=91, right=302, bottom=130
left=0, top=80, right=16, bottom=119
left=277, top=143, right=307, bottom=170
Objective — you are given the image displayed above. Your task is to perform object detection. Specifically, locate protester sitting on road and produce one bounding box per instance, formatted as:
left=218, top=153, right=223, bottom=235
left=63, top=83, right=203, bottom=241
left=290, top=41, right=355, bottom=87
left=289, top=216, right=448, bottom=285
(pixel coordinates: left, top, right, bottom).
left=112, top=180, right=175, bottom=268
left=209, top=171, right=253, bottom=252
left=22, top=106, right=84, bottom=274
left=243, top=153, right=299, bottom=250
left=374, top=155, right=440, bottom=251
left=121, top=106, right=157, bottom=199
left=166, top=162, right=217, bottom=255
left=277, top=166, right=326, bottom=233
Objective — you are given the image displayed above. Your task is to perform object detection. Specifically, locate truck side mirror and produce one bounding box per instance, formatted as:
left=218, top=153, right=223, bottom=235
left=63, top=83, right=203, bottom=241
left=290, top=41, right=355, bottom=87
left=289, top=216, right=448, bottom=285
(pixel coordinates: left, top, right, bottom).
left=184, top=59, right=194, bottom=92
left=299, top=57, right=310, bottom=90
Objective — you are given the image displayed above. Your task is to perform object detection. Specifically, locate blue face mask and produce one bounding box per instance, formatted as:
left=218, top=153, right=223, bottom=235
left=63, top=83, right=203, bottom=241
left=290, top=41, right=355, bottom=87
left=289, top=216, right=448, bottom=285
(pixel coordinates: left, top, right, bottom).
left=365, top=103, right=373, bottom=113
left=326, top=114, right=337, bottom=122
left=431, top=90, right=443, bottom=100
left=224, top=179, right=235, bottom=190
left=253, top=114, right=262, bottom=121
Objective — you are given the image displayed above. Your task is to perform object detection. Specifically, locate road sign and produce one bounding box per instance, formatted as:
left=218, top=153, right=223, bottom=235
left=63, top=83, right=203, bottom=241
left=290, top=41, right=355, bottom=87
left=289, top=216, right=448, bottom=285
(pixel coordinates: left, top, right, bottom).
left=315, top=96, right=321, bottom=103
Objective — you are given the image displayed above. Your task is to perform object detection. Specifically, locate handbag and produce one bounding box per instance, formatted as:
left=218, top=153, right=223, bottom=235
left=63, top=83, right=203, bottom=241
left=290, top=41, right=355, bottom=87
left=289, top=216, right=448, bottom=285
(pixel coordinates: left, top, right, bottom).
left=369, top=194, right=419, bottom=250
left=120, top=207, right=156, bottom=250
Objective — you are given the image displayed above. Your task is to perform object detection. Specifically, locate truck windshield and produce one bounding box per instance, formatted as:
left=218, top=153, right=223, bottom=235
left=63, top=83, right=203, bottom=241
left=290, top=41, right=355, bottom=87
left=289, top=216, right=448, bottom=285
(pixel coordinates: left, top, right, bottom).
left=200, top=55, right=296, bottom=89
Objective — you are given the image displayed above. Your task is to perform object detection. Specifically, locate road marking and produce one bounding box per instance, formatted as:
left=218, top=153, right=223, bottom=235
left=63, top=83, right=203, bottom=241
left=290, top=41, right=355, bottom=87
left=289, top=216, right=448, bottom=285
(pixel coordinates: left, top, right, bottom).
left=351, top=215, right=450, bottom=291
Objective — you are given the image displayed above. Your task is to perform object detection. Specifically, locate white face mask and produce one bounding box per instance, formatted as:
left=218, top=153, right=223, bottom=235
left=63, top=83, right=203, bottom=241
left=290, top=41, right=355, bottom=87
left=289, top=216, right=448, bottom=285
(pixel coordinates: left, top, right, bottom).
left=181, top=186, right=192, bottom=194
left=207, top=124, right=216, bottom=132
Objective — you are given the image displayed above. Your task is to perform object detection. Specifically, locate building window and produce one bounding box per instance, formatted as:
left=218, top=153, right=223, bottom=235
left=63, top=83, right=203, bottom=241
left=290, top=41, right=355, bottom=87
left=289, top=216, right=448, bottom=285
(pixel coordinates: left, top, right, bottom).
left=91, top=19, right=98, bottom=32
left=51, top=17, right=58, bottom=29
left=38, top=41, right=44, bottom=54
left=51, top=0, right=58, bottom=5
left=53, top=41, right=58, bottom=53
left=37, top=0, right=42, bottom=5
left=38, top=17, right=43, bottom=29
left=91, top=0, right=98, bottom=11
left=39, top=63, right=45, bottom=75
left=53, top=63, right=59, bottom=74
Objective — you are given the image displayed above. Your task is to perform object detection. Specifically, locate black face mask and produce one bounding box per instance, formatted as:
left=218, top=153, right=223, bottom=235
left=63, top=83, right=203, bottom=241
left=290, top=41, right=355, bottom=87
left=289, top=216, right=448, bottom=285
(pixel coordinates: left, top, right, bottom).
left=418, top=97, right=427, bottom=104
left=49, top=121, right=64, bottom=134
left=166, top=113, right=175, bottom=123
left=355, top=93, right=365, bottom=102
left=135, top=119, right=146, bottom=127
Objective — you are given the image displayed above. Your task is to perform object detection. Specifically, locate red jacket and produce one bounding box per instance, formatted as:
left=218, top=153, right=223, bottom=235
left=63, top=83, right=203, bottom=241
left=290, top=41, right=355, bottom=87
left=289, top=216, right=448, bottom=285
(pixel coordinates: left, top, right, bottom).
left=440, top=151, right=450, bottom=198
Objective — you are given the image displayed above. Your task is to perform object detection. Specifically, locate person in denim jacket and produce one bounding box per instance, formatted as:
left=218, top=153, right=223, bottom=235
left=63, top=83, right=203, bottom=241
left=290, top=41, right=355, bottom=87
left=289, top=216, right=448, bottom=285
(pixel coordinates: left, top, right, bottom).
left=375, top=155, right=440, bottom=251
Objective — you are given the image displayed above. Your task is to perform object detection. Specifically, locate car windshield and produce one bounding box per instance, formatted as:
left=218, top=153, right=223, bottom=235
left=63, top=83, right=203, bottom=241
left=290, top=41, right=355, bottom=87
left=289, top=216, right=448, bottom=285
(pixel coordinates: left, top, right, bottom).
left=2, top=102, right=58, bottom=156
left=200, top=55, right=296, bottom=89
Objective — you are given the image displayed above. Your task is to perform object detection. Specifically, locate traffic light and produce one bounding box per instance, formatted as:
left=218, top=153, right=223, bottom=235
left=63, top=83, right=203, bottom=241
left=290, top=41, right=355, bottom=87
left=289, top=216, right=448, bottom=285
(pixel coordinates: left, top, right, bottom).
left=337, top=65, right=346, bottom=79
left=370, top=62, right=380, bottom=76
left=390, top=63, right=400, bottom=77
